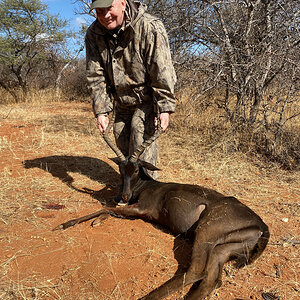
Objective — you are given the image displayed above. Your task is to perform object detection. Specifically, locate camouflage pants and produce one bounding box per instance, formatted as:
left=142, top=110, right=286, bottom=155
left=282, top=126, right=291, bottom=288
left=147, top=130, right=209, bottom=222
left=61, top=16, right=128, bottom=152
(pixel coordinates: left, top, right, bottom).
left=113, top=101, right=158, bottom=179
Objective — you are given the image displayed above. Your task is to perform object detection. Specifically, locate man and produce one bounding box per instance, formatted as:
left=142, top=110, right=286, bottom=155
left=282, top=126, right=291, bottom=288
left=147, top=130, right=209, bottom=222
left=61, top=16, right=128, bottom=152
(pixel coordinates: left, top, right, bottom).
left=86, top=0, right=176, bottom=194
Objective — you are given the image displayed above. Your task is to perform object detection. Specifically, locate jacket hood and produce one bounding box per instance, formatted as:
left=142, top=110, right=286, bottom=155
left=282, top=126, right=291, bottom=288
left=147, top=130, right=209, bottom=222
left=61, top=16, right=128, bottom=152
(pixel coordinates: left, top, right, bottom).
left=88, top=0, right=147, bottom=35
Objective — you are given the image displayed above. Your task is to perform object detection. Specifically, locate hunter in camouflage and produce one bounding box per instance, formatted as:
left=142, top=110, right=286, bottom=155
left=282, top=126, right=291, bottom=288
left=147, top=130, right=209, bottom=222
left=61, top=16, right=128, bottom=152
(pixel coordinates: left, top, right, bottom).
left=86, top=0, right=176, bottom=180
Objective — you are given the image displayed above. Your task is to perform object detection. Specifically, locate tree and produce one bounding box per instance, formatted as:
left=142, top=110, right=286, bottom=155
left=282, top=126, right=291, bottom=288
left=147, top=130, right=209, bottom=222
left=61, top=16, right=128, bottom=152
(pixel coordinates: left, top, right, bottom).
left=145, top=0, right=299, bottom=127
left=73, top=0, right=299, bottom=166
left=145, top=0, right=300, bottom=167
left=0, top=0, right=68, bottom=102
left=73, top=0, right=96, bottom=19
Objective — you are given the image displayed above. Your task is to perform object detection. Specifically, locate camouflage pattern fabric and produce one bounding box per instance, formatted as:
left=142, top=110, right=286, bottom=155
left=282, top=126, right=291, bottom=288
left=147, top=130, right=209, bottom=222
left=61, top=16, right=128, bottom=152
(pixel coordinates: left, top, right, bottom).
left=85, top=0, right=177, bottom=179
left=85, top=0, right=177, bottom=117
left=114, top=102, right=158, bottom=179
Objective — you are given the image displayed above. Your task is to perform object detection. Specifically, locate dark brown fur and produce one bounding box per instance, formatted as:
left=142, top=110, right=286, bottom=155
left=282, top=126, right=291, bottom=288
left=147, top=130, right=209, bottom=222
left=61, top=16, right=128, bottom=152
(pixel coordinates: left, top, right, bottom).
left=54, top=159, right=269, bottom=300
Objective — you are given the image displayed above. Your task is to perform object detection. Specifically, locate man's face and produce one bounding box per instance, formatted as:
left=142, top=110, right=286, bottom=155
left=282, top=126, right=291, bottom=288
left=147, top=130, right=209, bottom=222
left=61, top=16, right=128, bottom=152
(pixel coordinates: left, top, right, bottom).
left=95, top=0, right=126, bottom=30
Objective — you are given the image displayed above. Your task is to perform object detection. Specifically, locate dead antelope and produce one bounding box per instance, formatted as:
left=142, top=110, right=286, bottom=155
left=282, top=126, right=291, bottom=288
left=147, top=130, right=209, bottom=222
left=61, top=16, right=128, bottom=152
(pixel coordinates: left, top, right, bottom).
left=53, top=114, right=270, bottom=300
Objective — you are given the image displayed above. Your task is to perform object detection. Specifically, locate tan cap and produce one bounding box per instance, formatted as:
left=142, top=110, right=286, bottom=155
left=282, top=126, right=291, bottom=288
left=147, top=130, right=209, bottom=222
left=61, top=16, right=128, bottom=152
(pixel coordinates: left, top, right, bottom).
left=91, top=0, right=114, bottom=9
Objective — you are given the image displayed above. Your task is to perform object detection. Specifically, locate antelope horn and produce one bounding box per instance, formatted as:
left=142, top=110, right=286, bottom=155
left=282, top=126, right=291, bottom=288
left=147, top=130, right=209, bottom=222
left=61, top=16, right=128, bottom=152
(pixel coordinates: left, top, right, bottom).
left=129, top=121, right=163, bottom=163
left=102, top=112, right=126, bottom=162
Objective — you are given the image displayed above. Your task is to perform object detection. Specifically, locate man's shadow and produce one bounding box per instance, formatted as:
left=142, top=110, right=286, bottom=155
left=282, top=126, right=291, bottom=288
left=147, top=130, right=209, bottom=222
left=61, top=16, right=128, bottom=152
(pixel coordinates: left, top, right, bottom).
left=23, top=155, right=120, bottom=206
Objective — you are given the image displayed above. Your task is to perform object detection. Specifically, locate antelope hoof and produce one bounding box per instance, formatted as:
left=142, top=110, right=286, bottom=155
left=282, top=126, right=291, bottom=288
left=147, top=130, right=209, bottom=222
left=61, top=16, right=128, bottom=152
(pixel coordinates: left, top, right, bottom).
left=52, top=224, right=64, bottom=231
left=91, top=215, right=109, bottom=227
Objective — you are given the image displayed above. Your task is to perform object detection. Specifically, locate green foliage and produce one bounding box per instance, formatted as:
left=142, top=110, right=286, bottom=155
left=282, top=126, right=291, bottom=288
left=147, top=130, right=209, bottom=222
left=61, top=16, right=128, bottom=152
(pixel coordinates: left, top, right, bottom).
left=0, top=0, right=69, bottom=101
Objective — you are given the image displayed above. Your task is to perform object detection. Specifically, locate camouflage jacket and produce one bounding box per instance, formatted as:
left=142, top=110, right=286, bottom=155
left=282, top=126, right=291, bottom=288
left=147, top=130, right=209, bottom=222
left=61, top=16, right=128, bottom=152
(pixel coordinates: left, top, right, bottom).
left=85, top=0, right=177, bottom=117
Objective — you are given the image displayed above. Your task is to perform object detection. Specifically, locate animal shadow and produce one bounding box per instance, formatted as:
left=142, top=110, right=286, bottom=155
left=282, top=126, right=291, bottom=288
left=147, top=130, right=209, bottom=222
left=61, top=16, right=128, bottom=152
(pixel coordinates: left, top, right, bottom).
left=23, top=156, right=204, bottom=295
left=23, top=155, right=120, bottom=206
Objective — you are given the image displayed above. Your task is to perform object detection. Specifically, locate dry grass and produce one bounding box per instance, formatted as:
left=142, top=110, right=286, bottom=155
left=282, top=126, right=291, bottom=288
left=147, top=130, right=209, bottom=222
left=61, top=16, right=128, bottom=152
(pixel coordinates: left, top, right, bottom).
left=0, top=98, right=299, bottom=299
left=174, top=87, right=300, bottom=170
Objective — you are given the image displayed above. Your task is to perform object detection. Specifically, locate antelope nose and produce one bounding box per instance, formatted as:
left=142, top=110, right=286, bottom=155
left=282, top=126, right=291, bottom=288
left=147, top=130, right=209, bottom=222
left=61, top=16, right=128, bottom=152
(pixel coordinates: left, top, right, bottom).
left=122, top=194, right=128, bottom=203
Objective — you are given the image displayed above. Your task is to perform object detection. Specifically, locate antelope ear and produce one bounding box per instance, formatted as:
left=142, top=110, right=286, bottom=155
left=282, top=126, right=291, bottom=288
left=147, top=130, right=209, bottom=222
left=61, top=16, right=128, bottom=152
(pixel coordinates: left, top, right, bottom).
left=138, top=160, right=161, bottom=171
left=109, top=157, right=121, bottom=165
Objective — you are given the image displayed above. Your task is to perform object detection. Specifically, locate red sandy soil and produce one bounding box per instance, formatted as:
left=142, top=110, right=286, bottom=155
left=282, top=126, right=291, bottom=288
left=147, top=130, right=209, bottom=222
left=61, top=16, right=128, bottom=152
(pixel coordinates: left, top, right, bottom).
left=0, top=102, right=299, bottom=299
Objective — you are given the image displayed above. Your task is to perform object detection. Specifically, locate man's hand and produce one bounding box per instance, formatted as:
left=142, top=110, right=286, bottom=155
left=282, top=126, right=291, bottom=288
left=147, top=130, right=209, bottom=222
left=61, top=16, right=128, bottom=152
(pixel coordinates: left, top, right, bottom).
left=97, top=115, right=109, bottom=134
left=159, top=112, right=170, bottom=131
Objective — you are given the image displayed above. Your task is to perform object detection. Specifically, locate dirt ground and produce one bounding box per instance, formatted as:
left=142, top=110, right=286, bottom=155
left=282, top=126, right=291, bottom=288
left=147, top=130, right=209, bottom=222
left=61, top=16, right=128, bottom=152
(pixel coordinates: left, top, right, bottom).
left=0, top=102, right=299, bottom=299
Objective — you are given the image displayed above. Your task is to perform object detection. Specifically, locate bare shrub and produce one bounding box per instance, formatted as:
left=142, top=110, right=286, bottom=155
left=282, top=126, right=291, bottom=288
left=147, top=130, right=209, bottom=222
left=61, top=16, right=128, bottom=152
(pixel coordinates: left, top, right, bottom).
left=145, top=0, right=300, bottom=170
left=173, top=92, right=300, bottom=170
left=59, top=59, right=89, bottom=101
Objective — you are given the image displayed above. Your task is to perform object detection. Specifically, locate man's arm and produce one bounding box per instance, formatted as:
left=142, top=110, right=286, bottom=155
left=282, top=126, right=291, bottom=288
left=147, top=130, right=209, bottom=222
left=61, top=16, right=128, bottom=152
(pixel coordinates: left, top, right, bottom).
left=85, top=29, right=113, bottom=128
left=143, top=18, right=177, bottom=130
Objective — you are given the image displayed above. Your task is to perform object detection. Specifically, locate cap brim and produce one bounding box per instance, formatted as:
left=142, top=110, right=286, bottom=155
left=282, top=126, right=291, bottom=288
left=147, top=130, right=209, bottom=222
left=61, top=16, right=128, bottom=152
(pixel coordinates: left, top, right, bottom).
left=91, top=0, right=114, bottom=10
